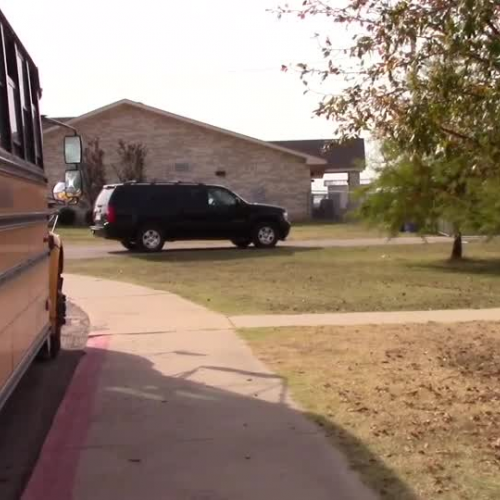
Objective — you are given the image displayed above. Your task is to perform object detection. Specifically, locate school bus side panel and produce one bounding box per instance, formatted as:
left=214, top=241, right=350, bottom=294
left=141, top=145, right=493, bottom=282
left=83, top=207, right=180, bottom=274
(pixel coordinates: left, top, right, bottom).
left=49, top=232, right=63, bottom=330
left=0, top=166, right=50, bottom=389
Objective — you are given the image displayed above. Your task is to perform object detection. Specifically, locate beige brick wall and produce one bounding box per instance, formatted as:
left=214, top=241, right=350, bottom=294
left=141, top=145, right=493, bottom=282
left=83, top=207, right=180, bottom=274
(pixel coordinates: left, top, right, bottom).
left=43, top=103, right=312, bottom=220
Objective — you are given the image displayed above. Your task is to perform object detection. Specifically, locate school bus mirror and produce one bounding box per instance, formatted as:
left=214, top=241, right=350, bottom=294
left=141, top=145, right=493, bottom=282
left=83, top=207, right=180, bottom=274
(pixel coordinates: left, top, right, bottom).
left=52, top=182, right=68, bottom=203
left=64, top=135, right=83, bottom=165
left=52, top=175, right=82, bottom=205
left=64, top=170, right=83, bottom=200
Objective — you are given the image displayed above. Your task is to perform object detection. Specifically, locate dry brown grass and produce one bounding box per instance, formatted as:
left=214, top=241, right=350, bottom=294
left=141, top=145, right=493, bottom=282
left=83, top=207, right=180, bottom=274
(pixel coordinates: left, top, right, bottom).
left=242, top=322, right=500, bottom=499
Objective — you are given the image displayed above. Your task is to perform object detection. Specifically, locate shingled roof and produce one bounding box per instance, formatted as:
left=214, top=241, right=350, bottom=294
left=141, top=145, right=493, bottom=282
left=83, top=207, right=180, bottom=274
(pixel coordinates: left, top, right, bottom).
left=43, top=99, right=326, bottom=165
left=272, top=138, right=365, bottom=173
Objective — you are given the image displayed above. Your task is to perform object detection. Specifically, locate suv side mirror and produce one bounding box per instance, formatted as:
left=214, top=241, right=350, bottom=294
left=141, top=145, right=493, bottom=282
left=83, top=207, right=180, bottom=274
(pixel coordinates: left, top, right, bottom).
left=64, top=135, right=83, bottom=164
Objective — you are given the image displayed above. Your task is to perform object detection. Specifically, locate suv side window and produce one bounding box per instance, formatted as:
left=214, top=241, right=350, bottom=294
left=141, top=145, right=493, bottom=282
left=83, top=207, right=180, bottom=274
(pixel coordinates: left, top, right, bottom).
left=183, top=186, right=207, bottom=210
left=208, top=187, right=238, bottom=208
left=114, top=186, right=151, bottom=209
left=149, top=186, right=178, bottom=211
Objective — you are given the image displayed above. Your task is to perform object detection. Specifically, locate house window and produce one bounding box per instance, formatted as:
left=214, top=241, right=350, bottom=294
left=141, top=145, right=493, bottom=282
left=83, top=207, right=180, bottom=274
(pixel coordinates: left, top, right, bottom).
left=174, top=162, right=190, bottom=173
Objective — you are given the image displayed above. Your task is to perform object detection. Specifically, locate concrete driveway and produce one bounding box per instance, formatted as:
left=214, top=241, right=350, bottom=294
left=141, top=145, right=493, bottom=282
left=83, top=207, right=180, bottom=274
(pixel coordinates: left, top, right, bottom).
left=23, top=275, right=377, bottom=500
left=66, top=236, right=452, bottom=260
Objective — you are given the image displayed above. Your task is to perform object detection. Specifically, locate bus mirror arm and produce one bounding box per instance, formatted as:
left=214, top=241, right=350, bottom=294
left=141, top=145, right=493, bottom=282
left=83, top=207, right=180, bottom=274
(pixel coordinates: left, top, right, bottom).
left=41, top=115, right=79, bottom=135
left=41, top=115, right=83, bottom=165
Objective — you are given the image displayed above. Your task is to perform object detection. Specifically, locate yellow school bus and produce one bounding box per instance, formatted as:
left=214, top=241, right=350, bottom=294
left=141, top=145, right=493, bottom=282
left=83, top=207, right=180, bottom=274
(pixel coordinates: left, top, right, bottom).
left=0, top=9, right=82, bottom=411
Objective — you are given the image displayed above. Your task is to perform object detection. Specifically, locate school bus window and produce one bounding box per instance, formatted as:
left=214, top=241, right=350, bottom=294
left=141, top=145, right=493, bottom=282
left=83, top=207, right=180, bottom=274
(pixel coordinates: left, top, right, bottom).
left=19, top=58, right=36, bottom=163
left=0, top=25, right=10, bottom=152
left=0, top=22, right=41, bottom=166
left=5, top=37, right=23, bottom=158
left=5, top=33, right=17, bottom=79
left=29, top=69, right=43, bottom=167
left=0, top=93, right=8, bottom=151
left=0, top=22, right=43, bottom=167
left=6, top=81, right=21, bottom=156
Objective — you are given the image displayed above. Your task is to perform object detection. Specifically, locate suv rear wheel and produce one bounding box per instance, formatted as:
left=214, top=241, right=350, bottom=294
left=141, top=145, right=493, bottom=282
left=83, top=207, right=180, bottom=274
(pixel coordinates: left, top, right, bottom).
left=252, top=222, right=278, bottom=249
left=121, top=239, right=137, bottom=251
left=138, top=225, right=165, bottom=253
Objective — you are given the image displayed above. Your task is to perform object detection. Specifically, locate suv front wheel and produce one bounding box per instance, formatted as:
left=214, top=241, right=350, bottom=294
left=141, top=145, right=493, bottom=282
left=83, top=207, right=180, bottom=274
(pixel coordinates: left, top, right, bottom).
left=231, top=238, right=251, bottom=249
left=138, top=225, right=165, bottom=253
left=252, top=222, right=278, bottom=248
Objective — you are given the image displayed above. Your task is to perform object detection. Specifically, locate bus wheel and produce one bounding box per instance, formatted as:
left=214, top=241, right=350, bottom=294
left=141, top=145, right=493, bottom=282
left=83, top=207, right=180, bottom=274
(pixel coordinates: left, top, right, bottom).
left=49, top=329, right=62, bottom=358
left=38, top=287, right=65, bottom=361
left=50, top=289, right=66, bottom=358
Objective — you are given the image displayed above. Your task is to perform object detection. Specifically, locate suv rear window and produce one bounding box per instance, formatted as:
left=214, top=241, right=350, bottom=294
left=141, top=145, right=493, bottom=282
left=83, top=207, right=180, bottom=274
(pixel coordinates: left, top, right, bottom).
left=94, top=187, right=115, bottom=208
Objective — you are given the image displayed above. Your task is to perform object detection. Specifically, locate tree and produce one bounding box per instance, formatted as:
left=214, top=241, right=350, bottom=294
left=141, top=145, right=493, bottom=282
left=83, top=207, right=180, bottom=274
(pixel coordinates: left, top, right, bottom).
left=82, top=138, right=107, bottom=207
left=357, top=141, right=481, bottom=259
left=278, top=0, right=500, bottom=259
left=113, top=140, right=148, bottom=182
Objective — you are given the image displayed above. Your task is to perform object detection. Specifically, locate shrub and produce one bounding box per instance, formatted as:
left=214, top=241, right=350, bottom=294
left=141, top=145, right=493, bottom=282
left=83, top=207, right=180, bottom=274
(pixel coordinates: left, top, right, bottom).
left=58, top=207, right=76, bottom=226
left=84, top=209, right=94, bottom=225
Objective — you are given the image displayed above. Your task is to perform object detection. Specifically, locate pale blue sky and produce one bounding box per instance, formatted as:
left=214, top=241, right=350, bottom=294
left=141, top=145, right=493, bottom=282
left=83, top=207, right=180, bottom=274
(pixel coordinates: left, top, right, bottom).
left=2, top=0, right=352, bottom=141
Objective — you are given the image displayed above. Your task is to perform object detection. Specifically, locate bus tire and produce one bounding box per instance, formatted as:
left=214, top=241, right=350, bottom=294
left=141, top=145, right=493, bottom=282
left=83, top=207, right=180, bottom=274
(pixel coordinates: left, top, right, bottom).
left=49, top=329, right=62, bottom=359
left=39, top=285, right=65, bottom=361
left=50, top=289, right=66, bottom=358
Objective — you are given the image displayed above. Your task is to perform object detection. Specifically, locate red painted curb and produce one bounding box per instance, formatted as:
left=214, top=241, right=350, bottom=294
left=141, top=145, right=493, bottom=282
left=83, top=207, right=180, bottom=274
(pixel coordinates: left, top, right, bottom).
left=21, top=335, right=110, bottom=500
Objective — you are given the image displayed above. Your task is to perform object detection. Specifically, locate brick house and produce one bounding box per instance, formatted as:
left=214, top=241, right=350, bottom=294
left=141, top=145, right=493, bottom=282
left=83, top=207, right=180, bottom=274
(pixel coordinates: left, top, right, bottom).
left=43, top=99, right=326, bottom=220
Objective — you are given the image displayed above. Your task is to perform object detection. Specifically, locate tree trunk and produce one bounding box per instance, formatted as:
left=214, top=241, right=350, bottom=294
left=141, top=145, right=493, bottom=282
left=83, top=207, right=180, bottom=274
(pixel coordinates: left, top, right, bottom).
left=451, top=232, right=463, bottom=260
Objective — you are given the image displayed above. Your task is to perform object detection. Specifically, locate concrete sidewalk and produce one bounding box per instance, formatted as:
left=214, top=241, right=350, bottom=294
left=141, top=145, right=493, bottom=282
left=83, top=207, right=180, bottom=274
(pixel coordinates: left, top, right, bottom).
left=230, top=307, right=500, bottom=329
left=24, top=274, right=375, bottom=500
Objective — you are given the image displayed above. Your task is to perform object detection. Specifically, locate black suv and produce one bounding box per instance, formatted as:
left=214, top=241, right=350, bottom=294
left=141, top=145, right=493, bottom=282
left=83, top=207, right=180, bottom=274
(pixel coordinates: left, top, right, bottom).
left=91, top=182, right=291, bottom=252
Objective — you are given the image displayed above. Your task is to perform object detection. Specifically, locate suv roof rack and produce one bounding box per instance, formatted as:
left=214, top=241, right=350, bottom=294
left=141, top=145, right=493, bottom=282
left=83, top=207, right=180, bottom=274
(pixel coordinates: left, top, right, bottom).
left=109, top=180, right=207, bottom=187
left=174, top=180, right=205, bottom=185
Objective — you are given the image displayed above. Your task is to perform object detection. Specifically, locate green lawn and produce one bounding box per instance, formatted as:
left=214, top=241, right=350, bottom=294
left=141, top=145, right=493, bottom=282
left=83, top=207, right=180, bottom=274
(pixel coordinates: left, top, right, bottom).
left=67, top=241, right=500, bottom=315
left=56, top=227, right=107, bottom=244
left=289, top=221, right=405, bottom=240
left=242, top=323, right=500, bottom=499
